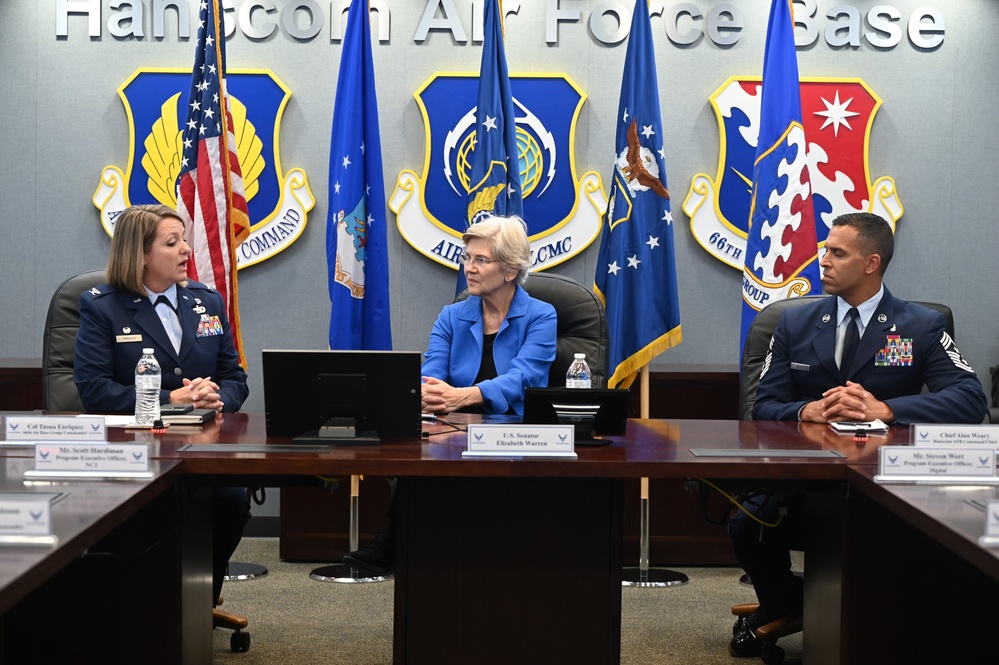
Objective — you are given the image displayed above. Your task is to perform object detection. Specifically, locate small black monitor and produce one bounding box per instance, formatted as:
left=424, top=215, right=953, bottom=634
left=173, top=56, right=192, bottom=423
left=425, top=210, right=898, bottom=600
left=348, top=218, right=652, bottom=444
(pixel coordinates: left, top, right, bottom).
left=262, top=349, right=422, bottom=445
left=523, top=387, right=630, bottom=445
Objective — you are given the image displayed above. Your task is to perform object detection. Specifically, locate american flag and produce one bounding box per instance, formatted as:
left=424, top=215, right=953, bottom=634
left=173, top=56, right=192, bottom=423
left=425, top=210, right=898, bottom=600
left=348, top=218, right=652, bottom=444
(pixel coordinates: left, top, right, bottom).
left=177, top=0, right=250, bottom=366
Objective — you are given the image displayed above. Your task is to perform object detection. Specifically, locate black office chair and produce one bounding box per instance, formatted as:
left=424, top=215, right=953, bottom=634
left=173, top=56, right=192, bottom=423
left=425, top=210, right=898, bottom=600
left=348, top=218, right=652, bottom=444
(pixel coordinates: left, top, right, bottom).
left=456, top=271, right=610, bottom=387
left=735, top=295, right=956, bottom=664
left=42, top=269, right=252, bottom=652
left=42, top=269, right=107, bottom=411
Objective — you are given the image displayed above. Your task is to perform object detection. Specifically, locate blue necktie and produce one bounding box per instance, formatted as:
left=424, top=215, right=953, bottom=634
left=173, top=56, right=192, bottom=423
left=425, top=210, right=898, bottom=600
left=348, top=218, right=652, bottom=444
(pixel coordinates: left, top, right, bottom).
left=840, top=308, right=860, bottom=372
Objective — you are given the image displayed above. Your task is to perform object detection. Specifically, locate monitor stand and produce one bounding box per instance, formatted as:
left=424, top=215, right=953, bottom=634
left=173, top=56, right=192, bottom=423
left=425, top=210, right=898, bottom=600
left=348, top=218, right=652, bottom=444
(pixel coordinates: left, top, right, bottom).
left=292, top=418, right=382, bottom=446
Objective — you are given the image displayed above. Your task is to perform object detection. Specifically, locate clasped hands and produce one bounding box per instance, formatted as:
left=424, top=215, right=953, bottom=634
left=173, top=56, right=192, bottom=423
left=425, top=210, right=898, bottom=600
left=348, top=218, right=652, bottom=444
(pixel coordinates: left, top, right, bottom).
left=168, top=376, right=224, bottom=413
left=800, top=380, right=894, bottom=424
left=421, top=376, right=482, bottom=414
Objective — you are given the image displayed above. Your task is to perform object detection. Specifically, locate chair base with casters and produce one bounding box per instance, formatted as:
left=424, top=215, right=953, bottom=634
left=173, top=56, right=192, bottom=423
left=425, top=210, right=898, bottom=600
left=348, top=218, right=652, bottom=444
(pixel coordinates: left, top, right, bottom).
left=731, top=602, right=802, bottom=665
left=213, top=604, right=251, bottom=653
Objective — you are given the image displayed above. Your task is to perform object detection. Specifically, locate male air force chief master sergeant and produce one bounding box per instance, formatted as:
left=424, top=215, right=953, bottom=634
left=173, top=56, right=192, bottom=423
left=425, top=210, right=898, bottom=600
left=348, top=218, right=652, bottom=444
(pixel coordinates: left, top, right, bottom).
left=73, top=204, right=252, bottom=626
left=728, top=212, right=988, bottom=658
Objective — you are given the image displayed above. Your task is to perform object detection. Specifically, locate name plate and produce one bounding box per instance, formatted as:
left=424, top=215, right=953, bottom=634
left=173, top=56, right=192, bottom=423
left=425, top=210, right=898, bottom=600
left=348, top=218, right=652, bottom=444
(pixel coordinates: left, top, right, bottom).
left=23, top=443, right=153, bottom=480
left=462, top=424, right=577, bottom=459
left=978, top=500, right=999, bottom=547
left=912, top=424, right=999, bottom=447
left=0, top=493, right=58, bottom=546
left=875, top=445, right=997, bottom=484
left=4, top=416, right=106, bottom=444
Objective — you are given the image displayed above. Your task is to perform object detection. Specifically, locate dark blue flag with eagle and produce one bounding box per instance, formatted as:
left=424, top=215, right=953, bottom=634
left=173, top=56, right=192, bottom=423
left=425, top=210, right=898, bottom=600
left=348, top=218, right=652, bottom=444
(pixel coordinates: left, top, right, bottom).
left=593, top=0, right=682, bottom=389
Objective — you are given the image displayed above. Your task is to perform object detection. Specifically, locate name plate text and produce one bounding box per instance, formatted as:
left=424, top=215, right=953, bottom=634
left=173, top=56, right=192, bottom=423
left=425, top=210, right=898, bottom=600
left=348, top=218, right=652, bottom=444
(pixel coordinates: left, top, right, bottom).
left=979, top=500, right=999, bottom=547
left=912, top=424, right=999, bottom=447
left=875, top=445, right=997, bottom=484
left=5, top=416, right=106, bottom=443
left=463, top=424, right=576, bottom=459
left=25, top=443, right=152, bottom=480
left=0, top=493, right=57, bottom=545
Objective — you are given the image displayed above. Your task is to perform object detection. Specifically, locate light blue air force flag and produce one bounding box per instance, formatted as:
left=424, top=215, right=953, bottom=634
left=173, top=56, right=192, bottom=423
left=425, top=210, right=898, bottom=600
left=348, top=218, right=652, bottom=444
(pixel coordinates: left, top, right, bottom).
left=594, top=0, right=682, bottom=390
left=327, top=0, right=392, bottom=350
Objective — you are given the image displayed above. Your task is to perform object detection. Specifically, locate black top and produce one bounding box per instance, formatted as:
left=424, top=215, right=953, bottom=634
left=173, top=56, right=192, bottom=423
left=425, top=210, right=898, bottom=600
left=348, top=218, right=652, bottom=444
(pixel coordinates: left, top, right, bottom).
left=458, top=333, right=501, bottom=415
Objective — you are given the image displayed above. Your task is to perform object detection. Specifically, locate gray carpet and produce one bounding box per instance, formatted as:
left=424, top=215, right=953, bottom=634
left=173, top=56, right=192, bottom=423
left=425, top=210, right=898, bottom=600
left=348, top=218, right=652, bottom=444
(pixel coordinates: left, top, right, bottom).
left=213, top=538, right=802, bottom=664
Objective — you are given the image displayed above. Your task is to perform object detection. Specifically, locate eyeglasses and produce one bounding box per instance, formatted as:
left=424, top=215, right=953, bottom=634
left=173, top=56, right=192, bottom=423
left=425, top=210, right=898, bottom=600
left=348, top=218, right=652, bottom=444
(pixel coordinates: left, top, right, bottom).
left=459, top=252, right=500, bottom=267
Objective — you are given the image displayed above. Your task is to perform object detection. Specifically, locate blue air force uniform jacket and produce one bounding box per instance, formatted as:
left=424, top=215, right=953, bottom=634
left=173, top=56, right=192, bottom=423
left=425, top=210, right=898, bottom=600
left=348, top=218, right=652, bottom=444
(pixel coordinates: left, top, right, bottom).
left=74, top=281, right=248, bottom=414
left=421, top=285, right=557, bottom=416
left=753, top=288, right=987, bottom=424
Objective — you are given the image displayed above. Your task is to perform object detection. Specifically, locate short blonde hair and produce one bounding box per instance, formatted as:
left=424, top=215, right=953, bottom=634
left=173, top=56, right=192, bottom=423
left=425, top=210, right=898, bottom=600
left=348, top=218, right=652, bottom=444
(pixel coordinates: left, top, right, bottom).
left=462, top=215, right=532, bottom=284
left=106, top=204, right=186, bottom=294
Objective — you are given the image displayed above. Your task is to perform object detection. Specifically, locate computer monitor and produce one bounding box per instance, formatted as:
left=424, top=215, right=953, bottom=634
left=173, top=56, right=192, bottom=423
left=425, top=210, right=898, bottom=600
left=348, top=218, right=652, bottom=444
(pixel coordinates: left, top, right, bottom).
left=523, top=387, right=630, bottom=445
left=262, top=349, right=422, bottom=445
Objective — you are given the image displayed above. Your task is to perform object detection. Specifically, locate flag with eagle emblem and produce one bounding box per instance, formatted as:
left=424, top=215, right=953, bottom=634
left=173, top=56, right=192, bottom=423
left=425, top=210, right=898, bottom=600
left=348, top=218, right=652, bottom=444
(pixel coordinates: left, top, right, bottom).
left=457, top=0, right=523, bottom=294
left=593, top=0, right=681, bottom=390
left=326, top=0, right=392, bottom=350
left=739, top=0, right=821, bottom=353
left=176, top=0, right=250, bottom=366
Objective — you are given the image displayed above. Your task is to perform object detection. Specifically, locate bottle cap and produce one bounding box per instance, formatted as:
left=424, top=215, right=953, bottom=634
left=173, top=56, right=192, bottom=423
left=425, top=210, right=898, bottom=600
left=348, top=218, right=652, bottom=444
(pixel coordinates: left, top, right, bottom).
left=574, top=353, right=586, bottom=359
left=143, top=348, right=154, bottom=354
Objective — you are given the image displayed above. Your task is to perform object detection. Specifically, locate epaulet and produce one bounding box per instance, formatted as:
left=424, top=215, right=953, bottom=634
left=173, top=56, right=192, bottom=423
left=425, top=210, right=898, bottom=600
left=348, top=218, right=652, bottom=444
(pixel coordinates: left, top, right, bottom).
left=82, top=283, right=116, bottom=299
left=185, top=280, right=215, bottom=293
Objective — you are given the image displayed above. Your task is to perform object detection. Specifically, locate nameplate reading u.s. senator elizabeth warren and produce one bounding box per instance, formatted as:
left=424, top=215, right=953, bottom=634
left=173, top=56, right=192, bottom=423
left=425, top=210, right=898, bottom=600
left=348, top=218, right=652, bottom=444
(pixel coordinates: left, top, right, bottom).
left=911, top=424, right=999, bottom=448
left=4, top=416, right=106, bottom=444
left=463, top=425, right=576, bottom=459
left=24, top=443, right=153, bottom=480
left=0, top=493, right=58, bottom=546
left=875, top=445, right=997, bottom=484
left=978, top=500, right=999, bottom=547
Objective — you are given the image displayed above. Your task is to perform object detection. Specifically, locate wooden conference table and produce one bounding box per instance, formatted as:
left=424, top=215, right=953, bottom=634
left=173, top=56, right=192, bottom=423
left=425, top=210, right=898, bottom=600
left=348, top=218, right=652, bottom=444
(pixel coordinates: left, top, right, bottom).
left=121, top=414, right=880, bottom=665
left=4, top=414, right=998, bottom=664
left=0, top=457, right=212, bottom=665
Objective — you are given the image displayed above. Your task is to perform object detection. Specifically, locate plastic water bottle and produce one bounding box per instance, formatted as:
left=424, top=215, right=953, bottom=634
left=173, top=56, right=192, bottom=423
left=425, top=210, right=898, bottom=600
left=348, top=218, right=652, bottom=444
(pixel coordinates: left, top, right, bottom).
left=565, top=353, right=592, bottom=389
left=134, top=348, right=162, bottom=425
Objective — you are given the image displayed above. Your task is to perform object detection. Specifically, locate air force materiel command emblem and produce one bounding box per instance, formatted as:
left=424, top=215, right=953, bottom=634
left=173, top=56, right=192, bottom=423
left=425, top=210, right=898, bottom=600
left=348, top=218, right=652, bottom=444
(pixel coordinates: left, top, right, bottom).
left=684, top=77, right=902, bottom=269
left=93, top=68, right=315, bottom=269
left=391, top=74, right=607, bottom=270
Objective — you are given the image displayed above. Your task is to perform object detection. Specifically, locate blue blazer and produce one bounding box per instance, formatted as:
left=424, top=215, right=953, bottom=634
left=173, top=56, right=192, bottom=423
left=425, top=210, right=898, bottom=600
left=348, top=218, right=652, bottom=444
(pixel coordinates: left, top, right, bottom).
left=753, top=287, right=987, bottom=424
left=74, top=281, right=248, bottom=414
left=421, top=285, right=557, bottom=416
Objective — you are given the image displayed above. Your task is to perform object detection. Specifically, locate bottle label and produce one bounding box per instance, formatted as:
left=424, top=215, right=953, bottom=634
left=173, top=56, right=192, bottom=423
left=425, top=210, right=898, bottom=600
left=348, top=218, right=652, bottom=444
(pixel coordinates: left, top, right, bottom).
left=135, top=375, right=160, bottom=390
left=566, top=379, right=591, bottom=389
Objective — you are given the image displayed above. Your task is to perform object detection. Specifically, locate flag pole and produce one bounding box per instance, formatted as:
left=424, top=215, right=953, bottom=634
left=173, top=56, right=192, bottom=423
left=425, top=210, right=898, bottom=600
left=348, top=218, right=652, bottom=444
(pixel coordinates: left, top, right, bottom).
left=622, top=364, right=689, bottom=587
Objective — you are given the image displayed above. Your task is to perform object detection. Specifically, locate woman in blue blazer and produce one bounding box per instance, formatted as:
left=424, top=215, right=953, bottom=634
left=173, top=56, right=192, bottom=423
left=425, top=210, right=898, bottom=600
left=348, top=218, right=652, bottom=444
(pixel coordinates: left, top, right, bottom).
left=73, top=204, right=250, bottom=622
left=344, top=216, right=558, bottom=576
left=421, top=215, right=557, bottom=416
